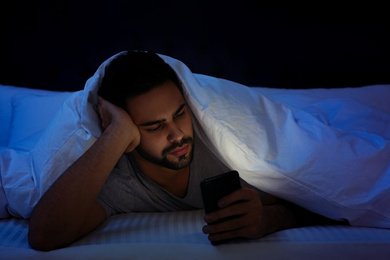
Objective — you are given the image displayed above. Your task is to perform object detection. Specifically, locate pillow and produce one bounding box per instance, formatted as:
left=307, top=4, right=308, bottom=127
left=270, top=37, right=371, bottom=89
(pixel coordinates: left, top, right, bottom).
left=0, top=85, right=49, bottom=147
left=0, top=148, right=36, bottom=218
left=9, top=91, right=72, bottom=148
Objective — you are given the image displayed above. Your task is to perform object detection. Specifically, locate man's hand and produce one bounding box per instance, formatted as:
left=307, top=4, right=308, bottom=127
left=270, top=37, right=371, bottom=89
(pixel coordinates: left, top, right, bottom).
left=98, top=97, right=140, bottom=152
left=202, top=188, right=295, bottom=244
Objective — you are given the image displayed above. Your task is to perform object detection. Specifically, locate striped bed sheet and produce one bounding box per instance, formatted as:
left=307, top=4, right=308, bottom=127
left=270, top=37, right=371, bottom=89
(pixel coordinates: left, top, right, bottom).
left=1, top=209, right=390, bottom=260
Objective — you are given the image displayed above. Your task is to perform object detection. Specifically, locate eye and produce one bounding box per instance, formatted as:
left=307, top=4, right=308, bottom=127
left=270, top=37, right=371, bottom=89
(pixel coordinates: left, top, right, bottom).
left=146, top=124, right=163, bottom=132
left=174, top=109, right=185, bottom=118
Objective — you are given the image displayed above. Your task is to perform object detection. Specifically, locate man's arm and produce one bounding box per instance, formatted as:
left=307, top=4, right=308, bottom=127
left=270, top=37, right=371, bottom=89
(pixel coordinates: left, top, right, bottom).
left=28, top=97, right=140, bottom=251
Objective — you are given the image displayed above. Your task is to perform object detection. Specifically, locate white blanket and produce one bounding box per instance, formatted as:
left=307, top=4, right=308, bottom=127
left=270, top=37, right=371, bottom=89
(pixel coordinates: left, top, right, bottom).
left=1, top=51, right=390, bottom=228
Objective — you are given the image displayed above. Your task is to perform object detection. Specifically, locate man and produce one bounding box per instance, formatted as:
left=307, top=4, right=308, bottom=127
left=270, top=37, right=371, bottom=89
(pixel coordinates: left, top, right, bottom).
left=28, top=51, right=328, bottom=251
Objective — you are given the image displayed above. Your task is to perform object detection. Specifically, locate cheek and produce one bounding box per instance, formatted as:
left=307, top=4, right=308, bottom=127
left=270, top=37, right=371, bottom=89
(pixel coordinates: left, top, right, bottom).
left=139, top=133, right=167, bottom=156
left=181, top=114, right=193, bottom=135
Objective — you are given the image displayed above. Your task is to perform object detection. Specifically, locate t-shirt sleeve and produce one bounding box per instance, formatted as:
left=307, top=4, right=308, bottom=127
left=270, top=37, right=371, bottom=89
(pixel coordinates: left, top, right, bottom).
left=96, top=190, right=117, bottom=217
left=95, top=155, right=132, bottom=217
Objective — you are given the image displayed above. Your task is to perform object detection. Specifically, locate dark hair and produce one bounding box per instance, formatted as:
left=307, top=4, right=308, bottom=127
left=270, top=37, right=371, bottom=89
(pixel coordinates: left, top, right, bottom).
left=98, top=50, right=182, bottom=110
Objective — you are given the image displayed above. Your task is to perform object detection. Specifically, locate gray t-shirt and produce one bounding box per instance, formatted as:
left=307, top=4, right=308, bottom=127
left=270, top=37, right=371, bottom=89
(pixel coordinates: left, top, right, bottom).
left=96, top=134, right=261, bottom=217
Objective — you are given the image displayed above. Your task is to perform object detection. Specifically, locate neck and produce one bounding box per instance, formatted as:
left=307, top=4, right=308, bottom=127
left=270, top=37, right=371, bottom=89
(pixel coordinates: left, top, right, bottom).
left=131, top=151, right=190, bottom=198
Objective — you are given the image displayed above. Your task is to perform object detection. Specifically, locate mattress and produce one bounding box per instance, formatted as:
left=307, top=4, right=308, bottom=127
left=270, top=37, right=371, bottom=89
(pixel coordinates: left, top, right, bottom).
left=1, top=210, right=390, bottom=260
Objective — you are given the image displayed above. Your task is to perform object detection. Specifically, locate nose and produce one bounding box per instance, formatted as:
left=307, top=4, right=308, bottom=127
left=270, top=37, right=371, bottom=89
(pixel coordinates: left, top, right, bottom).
left=167, top=122, right=184, bottom=143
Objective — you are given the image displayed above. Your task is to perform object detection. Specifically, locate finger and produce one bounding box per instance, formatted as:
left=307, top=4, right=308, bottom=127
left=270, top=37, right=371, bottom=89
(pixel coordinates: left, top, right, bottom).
left=207, top=229, right=240, bottom=243
left=204, top=215, right=253, bottom=242
left=203, top=214, right=248, bottom=235
left=204, top=203, right=246, bottom=224
left=97, top=98, right=109, bottom=130
left=218, top=188, right=257, bottom=208
left=207, top=224, right=258, bottom=243
left=206, top=191, right=262, bottom=225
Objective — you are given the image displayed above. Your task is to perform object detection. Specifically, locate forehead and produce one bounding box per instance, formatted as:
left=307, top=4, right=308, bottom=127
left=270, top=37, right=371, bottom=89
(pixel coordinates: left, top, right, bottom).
left=126, top=81, right=185, bottom=124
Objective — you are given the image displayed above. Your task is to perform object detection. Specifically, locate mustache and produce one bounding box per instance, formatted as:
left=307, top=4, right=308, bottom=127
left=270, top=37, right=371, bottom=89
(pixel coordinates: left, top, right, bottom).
left=162, top=137, right=193, bottom=155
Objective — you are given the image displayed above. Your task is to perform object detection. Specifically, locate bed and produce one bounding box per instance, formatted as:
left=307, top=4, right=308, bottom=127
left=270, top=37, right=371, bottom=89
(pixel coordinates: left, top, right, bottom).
left=1, top=51, right=390, bottom=259
left=2, top=209, right=390, bottom=260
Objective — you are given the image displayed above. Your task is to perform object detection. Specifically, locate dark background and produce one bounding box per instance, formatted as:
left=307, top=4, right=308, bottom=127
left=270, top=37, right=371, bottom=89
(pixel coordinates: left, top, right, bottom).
left=1, top=1, right=389, bottom=91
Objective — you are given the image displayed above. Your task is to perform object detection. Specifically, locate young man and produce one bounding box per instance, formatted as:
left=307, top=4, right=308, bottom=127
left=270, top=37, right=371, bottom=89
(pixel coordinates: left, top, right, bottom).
left=28, top=51, right=324, bottom=251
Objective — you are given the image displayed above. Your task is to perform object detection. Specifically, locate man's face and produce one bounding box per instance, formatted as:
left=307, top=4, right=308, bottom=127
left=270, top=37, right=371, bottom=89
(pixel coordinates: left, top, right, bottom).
left=126, top=81, right=194, bottom=170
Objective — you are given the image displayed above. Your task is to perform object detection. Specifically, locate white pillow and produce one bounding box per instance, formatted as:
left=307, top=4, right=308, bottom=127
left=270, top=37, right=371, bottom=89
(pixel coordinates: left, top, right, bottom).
left=9, top=92, right=71, bottom=148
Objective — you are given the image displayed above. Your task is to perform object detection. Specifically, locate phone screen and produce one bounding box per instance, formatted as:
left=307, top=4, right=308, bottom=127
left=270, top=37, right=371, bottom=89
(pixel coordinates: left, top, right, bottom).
left=200, top=170, right=241, bottom=214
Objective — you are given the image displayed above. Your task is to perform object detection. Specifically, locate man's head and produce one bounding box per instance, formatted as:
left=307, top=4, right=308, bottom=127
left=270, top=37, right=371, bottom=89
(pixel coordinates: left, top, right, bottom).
left=99, top=50, right=183, bottom=110
left=99, top=51, right=193, bottom=170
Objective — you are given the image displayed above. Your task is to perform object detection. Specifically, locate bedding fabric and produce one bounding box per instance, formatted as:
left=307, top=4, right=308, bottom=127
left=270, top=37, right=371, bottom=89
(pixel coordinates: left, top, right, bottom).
left=1, top=51, right=390, bottom=229
left=1, top=209, right=390, bottom=260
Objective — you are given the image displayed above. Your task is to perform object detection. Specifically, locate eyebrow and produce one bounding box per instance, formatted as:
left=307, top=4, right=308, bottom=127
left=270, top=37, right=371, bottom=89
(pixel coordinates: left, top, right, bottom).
left=138, top=103, right=186, bottom=127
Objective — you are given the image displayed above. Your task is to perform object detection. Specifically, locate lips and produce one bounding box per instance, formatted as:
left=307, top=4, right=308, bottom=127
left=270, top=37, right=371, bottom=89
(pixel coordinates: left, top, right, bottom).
left=169, top=144, right=189, bottom=157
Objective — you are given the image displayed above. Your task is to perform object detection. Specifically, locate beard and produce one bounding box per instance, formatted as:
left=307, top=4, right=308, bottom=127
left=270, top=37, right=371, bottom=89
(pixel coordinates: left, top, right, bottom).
left=135, top=137, right=194, bottom=170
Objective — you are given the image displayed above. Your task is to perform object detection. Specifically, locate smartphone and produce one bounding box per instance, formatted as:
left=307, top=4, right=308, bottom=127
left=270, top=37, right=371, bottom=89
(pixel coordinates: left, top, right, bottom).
left=200, top=170, right=241, bottom=215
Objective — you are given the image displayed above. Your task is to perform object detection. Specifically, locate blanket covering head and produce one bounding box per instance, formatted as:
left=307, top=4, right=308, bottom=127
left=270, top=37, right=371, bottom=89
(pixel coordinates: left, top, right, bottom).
left=1, top=51, right=390, bottom=230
